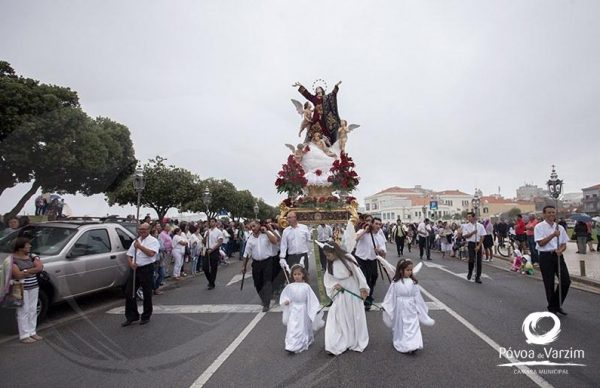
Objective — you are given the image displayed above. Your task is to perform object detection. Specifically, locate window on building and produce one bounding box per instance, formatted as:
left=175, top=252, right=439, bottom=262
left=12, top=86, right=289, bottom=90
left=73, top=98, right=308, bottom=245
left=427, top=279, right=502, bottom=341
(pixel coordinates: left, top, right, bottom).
left=366, top=204, right=370, bottom=211
left=483, top=207, right=489, bottom=214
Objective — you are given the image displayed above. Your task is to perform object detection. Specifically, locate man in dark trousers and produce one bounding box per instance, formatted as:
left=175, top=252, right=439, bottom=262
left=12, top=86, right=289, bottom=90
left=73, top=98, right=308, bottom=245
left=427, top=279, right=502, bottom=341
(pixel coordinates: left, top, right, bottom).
left=204, top=218, right=224, bottom=290
left=461, top=212, right=486, bottom=284
left=242, top=220, right=279, bottom=311
left=534, top=205, right=570, bottom=315
left=393, top=218, right=407, bottom=256
left=122, top=223, right=159, bottom=327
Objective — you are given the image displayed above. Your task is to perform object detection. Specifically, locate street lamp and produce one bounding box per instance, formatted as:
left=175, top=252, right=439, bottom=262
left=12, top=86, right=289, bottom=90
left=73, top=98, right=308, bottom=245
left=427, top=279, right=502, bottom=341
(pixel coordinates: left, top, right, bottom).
left=131, top=165, right=145, bottom=298
left=253, top=202, right=259, bottom=220
left=472, top=188, right=481, bottom=217
left=547, top=165, right=563, bottom=206
left=546, top=164, right=564, bottom=309
left=133, top=165, right=146, bottom=223
left=202, top=187, right=212, bottom=218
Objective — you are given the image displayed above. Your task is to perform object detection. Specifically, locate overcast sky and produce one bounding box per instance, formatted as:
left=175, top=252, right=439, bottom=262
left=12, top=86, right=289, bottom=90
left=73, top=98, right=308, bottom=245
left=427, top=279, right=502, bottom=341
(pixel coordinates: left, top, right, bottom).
left=1, top=0, right=599, bottom=217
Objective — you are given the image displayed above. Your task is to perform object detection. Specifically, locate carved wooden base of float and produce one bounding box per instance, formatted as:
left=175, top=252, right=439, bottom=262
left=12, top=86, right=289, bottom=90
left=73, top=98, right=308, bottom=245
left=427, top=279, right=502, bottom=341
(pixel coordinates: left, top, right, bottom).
left=277, top=201, right=359, bottom=228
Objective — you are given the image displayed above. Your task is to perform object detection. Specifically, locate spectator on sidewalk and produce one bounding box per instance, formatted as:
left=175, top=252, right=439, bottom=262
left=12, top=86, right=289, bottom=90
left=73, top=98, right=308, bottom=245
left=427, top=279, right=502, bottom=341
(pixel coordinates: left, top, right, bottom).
left=594, top=222, right=600, bottom=252
left=515, top=214, right=527, bottom=253
left=574, top=221, right=588, bottom=254
left=525, top=214, right=539, bottom=264
left=585, top=220, right=596, bottom=252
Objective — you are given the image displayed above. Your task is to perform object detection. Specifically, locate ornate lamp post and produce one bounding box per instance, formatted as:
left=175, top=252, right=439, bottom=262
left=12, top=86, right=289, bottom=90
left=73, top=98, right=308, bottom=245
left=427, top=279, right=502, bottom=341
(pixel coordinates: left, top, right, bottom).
left=131, top=165, right=145, bottom=298
left=253, top=202, right=259, bottom=220
left=202, top=187, right=212, bottom=219
left=547, top=165, right=563, bottom=210
left=472, top=188, right=481, bottom=218
left=547, top=165, right=564, bottom=309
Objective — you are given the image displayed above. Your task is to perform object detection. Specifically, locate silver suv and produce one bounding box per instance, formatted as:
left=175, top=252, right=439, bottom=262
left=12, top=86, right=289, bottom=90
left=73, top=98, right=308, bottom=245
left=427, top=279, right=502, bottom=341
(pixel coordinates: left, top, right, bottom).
left=0, top=221, right=136, bottom=320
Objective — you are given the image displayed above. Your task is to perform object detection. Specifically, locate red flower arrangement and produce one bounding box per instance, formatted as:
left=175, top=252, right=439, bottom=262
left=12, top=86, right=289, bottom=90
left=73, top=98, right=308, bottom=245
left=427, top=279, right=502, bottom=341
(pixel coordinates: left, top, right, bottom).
left=328, top=152, right=360, bottom=192
left=315, top=169, right=322, bottom=176
left=275, top=155, right=308, bottom=196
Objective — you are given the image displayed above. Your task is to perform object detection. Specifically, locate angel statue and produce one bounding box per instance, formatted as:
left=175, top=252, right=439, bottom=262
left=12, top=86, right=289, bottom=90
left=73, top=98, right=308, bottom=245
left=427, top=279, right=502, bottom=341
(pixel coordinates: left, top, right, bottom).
left=292, top=79, right=342, bottom=144
left=291, top=100, right=314, bottom=143
left=284, top=143, right=307, bottom=163
left=337, top=119, right=360, bottom=153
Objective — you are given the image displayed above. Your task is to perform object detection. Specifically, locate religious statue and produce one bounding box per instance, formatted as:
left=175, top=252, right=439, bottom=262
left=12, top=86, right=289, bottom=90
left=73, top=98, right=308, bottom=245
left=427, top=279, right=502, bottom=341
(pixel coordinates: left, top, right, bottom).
left=337, top=120, right=360, bottom=153
left=292, top=79, right=343, bottom=144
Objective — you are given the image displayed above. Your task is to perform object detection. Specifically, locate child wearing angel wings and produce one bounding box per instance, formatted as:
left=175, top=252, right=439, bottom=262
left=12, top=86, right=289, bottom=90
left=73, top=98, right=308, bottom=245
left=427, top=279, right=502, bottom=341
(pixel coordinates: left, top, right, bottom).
left=381, top=259, right=435, bottom=354
left=279, top=261, right=324, bottom=353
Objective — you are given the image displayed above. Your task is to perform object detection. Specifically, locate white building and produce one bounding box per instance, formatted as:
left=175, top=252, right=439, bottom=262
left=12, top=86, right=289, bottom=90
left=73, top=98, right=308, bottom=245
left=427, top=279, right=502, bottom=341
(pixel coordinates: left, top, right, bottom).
left=363, top=186, right=473, bottom=222
left=516, top=184, right=547, bottom=201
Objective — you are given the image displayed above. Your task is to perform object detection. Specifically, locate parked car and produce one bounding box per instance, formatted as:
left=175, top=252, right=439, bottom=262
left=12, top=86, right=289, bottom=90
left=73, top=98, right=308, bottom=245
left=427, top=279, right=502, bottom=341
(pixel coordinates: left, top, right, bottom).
left=0, top=221, right=136, bottom=321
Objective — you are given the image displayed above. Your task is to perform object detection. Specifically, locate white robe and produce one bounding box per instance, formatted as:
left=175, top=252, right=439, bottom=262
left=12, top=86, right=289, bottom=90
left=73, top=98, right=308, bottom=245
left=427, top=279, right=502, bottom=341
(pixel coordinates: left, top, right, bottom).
left=381, top=280, right=435, bottom=353
left=279, top=282, right=322, bottom=353
left=323, top=256, right=370, bottom=355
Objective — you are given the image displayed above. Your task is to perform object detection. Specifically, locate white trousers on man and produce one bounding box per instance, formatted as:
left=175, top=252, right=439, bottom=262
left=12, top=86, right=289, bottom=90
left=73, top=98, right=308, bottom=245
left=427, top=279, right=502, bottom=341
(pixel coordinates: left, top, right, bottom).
left=172, top=249, right=184, bottom=278
left=16, top=287, right=39, bottom=340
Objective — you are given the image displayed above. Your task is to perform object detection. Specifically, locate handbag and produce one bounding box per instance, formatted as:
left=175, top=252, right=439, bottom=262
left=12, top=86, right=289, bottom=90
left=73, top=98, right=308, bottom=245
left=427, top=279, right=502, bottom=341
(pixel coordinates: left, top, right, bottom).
left=1, top=281, right=24, bottom=309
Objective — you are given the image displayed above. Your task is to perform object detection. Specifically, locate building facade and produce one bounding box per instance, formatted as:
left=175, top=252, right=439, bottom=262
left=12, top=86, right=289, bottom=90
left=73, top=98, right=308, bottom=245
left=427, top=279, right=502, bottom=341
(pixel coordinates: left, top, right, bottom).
left=582, top=184, right=600, bottom=214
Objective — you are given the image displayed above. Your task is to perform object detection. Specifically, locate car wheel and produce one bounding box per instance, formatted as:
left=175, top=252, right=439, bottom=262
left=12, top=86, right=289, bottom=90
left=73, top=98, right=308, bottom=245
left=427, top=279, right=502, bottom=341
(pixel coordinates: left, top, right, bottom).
left=37, top=289, right=49, bottom=323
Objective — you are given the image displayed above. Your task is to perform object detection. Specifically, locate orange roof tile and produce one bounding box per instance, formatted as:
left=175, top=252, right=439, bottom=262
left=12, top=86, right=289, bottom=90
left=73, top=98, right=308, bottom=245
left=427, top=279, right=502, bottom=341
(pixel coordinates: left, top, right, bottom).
left=582, top=184, right=600, bottom=191
left=436, top=190, right=470, bottom=196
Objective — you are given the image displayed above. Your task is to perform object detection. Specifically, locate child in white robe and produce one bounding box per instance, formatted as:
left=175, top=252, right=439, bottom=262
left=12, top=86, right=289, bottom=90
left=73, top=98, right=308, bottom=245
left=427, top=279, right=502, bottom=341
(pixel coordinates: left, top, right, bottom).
left=382, top=259, right=435, bottom=354
left=279, top=264, right=323, bottom=353
left=320, top=241, right=370, bottom=356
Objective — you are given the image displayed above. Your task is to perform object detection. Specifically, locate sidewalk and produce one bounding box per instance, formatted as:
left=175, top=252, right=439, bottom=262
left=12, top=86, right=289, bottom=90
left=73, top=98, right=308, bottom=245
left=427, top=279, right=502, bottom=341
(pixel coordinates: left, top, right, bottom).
left=494, top=241, right=600, bottom=289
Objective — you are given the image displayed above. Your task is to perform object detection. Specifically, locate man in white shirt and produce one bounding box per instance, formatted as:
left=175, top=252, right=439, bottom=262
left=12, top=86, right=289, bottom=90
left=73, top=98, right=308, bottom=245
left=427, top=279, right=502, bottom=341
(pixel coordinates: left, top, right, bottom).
left=204, top=218, right=224, bottom=290
left=242, top=221, right=279, bottom=311
left=279, top=212, right=311, bottom=271
left=354, top=217, right=387, bottom=310
left=316, top=223, right=333, bottom=271
left=122, top=223, right=160, bottom=327
left=417, top=219, right=432, bottom=260
left=534, top=205, right=571, bottom=315
left=460, top=212, right=486, bottom=283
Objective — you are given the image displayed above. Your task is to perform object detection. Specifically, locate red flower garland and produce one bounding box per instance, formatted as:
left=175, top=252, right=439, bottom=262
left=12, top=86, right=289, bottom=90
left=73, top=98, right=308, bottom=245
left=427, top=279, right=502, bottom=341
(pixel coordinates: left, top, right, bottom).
left=328, top=152, right=360, bottom=192
left=275, top=155, right=308, bottom=196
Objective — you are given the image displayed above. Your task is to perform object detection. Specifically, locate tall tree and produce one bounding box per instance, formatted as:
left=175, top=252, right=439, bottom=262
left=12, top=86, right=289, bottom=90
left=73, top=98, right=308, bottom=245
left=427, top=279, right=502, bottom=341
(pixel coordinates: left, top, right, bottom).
left=3, top=109, right=136, bottom=218
left=106, top=156, right=198, bottom=222
left=0, top=61, right=79, bottom=195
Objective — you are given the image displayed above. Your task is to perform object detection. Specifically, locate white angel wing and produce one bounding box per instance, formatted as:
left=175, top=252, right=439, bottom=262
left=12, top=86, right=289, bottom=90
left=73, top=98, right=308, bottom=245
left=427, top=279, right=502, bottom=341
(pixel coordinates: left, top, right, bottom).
left=291, top=99, right=304, bottom=115
left=341, top=220, right=357, bottom=253
left=413, top=261, right=423, bottom=274
left=376, top=255, right=396, bottom=278
left=348, top=124, right=360, bottom=131
left=284, top=143, right=295, bottom=152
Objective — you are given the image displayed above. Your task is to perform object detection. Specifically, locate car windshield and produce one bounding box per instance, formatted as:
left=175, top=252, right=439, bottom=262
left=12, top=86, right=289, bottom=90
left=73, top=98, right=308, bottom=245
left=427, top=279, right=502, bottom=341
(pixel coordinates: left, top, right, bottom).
left=0, top=225, right=78, bottom=256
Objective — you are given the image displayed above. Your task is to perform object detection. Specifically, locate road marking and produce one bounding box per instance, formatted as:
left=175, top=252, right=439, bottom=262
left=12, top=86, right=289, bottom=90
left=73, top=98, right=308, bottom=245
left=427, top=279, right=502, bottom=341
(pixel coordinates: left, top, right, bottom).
left=226, top=272, right=252, bottom=286
left=423, top=261, right=492, bottom=280
left=106, top=301, right=444, bottom=315
left=190, top=312, right=266, bottom=387
left=420, top=286, right=552, bottom=388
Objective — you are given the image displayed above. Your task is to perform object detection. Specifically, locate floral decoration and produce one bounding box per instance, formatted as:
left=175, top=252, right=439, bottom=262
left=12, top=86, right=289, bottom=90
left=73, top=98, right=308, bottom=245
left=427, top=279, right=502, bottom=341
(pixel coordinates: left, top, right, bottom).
left=275, top=155, right=308, bottom=196
left=327, top=152, right=360, bottom=192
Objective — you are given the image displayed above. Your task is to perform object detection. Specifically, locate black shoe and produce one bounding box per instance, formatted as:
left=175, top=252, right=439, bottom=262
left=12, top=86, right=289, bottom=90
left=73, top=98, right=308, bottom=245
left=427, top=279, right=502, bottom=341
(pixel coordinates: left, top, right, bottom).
left=262, top=305, right=269, bottom=312
left=467, top=273, right=472, bottom=281
left=475, top=278, right=482, bottom=284
left=121, top=319, right=137, bottom=327
left=427, top=258, right=432, bottom=261
left=556, top=308, right=568, bottom=316
left=140, top=319, right=150, bottom=325
left=207, top=285, right=215, bottom=290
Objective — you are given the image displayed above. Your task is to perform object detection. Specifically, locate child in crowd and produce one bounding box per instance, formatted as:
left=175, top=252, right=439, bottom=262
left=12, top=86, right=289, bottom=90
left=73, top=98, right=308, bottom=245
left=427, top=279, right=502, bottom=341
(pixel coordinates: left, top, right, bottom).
left=279, top=263, right=323, bottom=353
left=382, top=259, right=435, bottom=354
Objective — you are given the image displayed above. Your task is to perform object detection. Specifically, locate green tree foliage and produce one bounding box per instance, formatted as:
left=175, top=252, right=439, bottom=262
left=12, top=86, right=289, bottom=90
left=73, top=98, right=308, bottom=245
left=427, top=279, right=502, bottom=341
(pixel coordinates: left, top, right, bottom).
left=0, top=61, right=79, bottom=194
left=106, top=156, right=198, bottom=222
left=0, top=62, right=136, bottom=217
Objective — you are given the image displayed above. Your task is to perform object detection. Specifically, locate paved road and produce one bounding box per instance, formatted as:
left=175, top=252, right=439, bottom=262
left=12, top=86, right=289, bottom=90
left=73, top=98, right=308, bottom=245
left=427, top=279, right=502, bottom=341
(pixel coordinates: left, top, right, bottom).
left=0, top=243, right=598, bottom=388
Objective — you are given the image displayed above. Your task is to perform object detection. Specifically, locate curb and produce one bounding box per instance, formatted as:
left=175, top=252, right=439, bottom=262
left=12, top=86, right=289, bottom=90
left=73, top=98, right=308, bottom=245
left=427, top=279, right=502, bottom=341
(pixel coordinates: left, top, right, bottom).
left=492, top=253, right=600, bottom=290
